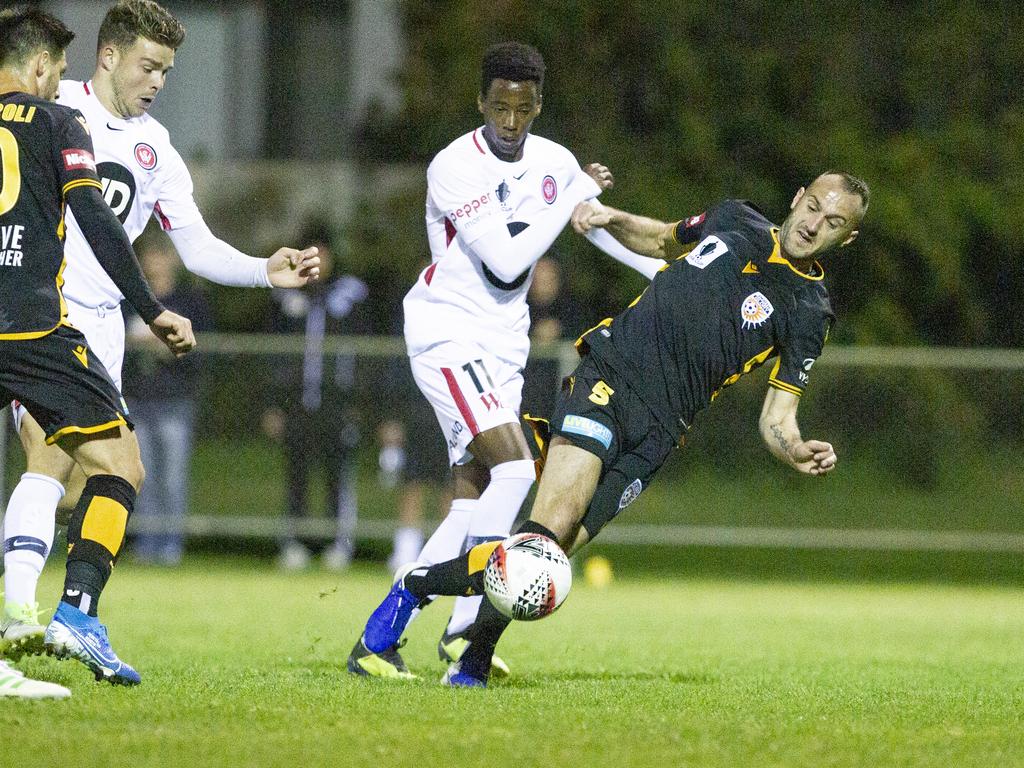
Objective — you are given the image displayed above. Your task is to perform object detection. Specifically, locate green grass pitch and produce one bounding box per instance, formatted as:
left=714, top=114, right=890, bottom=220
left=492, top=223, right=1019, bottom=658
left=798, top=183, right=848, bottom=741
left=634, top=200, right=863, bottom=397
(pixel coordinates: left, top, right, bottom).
left=2, top=558, right=1022, bottom=768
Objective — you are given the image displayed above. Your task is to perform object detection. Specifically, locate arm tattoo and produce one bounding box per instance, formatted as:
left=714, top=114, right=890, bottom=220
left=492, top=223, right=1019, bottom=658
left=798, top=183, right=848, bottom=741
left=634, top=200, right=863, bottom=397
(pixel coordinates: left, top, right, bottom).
left=770, top=425, right=791, bottom=454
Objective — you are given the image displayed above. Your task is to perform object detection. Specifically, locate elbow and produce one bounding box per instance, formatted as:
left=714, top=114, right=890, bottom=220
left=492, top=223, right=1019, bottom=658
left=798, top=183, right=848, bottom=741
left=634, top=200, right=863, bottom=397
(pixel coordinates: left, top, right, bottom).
left=483, top=261, right=524, bottom=284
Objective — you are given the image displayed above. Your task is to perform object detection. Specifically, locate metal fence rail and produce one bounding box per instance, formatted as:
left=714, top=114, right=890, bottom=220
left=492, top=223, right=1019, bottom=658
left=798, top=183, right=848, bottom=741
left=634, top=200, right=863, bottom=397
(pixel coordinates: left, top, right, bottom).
left=145, top=516, right=1024, bottom=554
left=6, top=335, right=1024, bottom=555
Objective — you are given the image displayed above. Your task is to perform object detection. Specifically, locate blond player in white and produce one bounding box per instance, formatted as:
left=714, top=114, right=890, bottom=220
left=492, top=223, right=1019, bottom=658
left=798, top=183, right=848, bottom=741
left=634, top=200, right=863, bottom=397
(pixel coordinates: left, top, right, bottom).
left=347, top=41, right=662, bottom=681
left=0, top=0, right=319, bottom=666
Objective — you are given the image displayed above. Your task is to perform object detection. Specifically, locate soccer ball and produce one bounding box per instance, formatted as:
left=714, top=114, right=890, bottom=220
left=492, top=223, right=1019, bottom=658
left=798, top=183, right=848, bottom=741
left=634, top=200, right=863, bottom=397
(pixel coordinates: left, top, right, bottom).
left=483, top=533, right=572, bottom=621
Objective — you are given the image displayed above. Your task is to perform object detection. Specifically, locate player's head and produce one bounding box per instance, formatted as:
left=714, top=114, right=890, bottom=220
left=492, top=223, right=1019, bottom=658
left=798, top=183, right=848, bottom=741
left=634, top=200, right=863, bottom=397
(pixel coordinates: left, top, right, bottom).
left=0, top=7, right=74, bottom=101
left=779, top=172, right=870, bottom=262
left=477, top=42, right=545, bottom=161
left=95, top=0, right=185, bottom=118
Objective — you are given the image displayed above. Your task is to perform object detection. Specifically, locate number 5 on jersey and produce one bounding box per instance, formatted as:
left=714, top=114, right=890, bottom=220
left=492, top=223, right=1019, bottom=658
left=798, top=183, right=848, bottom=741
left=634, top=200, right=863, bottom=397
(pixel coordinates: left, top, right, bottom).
left=589, top=380, right=614, bottom=406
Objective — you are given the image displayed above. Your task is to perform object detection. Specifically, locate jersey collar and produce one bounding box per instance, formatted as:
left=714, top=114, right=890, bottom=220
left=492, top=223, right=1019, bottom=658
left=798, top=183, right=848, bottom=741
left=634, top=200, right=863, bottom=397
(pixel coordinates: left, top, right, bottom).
left=768, top=228, right=824, bottom=281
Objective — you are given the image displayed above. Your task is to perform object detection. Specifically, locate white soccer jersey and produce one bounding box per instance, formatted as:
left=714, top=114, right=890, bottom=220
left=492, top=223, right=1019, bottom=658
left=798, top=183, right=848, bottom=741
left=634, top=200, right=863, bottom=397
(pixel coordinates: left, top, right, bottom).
left=404, top=128, right=589, bottom=369
left=57, top=80, right=203, bottom=309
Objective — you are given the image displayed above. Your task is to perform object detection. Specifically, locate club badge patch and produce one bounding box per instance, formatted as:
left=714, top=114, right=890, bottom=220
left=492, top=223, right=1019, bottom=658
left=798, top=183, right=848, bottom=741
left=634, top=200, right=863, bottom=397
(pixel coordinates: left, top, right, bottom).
left=740, top=292, right=774, bottom=329
left=542, top=175, right=557, bottom=204
left=134, top=142, right=157, bottom=170
left=617, top=479, right=643, bottom=511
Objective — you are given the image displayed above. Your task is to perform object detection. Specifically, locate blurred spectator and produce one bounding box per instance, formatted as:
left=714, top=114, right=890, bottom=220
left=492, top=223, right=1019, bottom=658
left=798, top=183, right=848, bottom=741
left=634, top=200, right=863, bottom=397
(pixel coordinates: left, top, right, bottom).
left=123, top=235, right=214, bottom=565
left=263, top=217, right=370, bottom=570
left=522, top=256, right=580, bottom=417
left=376, top=382, right=452, bottom=572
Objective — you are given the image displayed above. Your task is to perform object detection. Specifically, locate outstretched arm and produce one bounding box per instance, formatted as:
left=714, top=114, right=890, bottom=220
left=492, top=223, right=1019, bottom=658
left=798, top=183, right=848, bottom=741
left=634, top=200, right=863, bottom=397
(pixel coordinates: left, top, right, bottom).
left=166, top=220, right=320, bottom=289
left=572, top=199, right=684, bottom=261
left=758, top=387, right=836, bottom=476
left=469, top=172, right=604, bottom=283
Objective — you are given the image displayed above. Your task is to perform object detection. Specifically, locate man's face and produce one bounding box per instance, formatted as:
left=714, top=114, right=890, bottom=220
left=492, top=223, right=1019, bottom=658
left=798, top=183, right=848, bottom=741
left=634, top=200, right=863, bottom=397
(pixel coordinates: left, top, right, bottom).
left=38, top=50, right=67, bottom=101
left=477, top=79, right=541, bottom=160
left=107, top=37, right=175, bottom=118
left=779, top=175, right=863, bottom=261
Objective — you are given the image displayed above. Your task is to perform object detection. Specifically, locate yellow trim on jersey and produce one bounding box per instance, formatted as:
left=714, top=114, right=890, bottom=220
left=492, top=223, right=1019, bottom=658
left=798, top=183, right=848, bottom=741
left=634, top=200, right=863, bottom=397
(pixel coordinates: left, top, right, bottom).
left=768, top=228, right=824, bottom=281
left=46, top=415, right=127, bottom=446
left=710, top=346, right=775, bottom=402
left=61, top=178, right=102, bottom=196
left=56, top=256, right=68, bottom=325
left=670, top=220, right=684, bottom=244
left=574, top=317, right=612, bottom=351
left=769, top=379, right=803, bottom=396
left=0, top=323, right=60, bottom=340
left=767, top=355, right=804, bottom=396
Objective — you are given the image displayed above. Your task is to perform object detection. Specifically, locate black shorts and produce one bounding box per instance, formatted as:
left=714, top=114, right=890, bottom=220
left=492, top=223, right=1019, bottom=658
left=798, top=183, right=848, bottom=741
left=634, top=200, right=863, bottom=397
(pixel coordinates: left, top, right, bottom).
left=0, top=325, right=131, bottom=444
left=549, top=353, right=677, bottom=539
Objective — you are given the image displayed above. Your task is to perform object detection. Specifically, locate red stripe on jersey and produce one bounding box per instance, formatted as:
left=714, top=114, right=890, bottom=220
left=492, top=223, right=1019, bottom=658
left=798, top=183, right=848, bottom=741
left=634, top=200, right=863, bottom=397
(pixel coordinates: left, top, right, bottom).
left=153, top=202, right=172, bottom=231
left=444, top=217, right=457, bottom=247
left=441, top=367, right=480, bottom=436
left=84, top=82, right=91, bottom=95
left=472, top=130, right=486, bottom=155
left=424, top=263, right=438, bottom=286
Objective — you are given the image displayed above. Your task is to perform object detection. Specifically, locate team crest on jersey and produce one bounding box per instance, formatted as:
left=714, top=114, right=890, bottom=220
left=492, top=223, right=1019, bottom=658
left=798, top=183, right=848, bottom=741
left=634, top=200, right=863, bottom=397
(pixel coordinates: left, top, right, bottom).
left=740, top=292, right=774, bottom=329
left=542, top=175, right=557, bottom=204
left=134, top=143, right=157, bottom=170
left=617, top=479, right=643, bottom=511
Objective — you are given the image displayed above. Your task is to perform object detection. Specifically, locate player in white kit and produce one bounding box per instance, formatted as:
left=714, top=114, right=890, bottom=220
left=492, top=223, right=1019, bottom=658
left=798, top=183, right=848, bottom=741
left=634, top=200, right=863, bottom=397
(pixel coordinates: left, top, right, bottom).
left=0, top=0, right=319, bottom=671
left=347, top=42, right=663, bottom=680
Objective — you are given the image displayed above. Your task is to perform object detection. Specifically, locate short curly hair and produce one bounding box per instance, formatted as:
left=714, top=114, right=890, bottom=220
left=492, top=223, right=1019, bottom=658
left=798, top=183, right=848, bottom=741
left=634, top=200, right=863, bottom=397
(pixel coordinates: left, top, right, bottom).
left=98, top=0, right=185, bottom=53
left=480, top=41, right=545, bottom=98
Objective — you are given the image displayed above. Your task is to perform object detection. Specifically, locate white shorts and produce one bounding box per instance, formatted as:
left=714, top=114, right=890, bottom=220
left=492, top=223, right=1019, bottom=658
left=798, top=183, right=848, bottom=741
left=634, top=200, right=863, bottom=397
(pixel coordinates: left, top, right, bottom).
left=12, top=299, right=125, bottom=433
left=409, top=342, right=524, bottom=466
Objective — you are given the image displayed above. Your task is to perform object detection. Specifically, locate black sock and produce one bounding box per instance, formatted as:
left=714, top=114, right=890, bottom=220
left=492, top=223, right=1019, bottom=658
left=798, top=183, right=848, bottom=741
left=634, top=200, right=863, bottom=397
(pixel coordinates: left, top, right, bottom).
left=403, top=538, right=503, bottom=600
left=62, top=475, right=134, bottom=617
left=459, top=597, right=512, bottom=681
left=516, top=519, right=559, bottom=541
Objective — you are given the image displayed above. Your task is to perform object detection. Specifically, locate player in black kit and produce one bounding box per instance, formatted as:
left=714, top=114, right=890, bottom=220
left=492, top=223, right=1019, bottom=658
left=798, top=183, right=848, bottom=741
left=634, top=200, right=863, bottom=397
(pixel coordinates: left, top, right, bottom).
left=0, top=7, right=194, bottom=687
left=354, top=171, right=870, bottom=686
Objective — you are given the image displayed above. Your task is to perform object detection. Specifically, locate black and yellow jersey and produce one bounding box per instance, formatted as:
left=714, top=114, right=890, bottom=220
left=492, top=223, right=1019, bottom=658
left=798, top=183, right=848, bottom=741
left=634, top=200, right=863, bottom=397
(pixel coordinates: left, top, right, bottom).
left=0, top=91, right=101, bottom=338
left=578, top=199, right=834, bottom=441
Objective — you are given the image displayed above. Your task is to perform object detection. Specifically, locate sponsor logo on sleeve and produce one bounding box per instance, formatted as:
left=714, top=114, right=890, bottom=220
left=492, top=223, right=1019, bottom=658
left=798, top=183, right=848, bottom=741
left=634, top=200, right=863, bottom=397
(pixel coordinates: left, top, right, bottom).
left=799, top=357, right=815, bottom=384
left=542, top=175, right=557, bottom=204
left=62, top=149, right=96, bottom=171
left=685, top=212, right=706, bottom=228
left=740, top=292, right=774, bottom=329
left=561, top=414, right=613, bottom=449
left=134, top=142, right=157, bottom=170
left=685, top=235, right=728, bottom=269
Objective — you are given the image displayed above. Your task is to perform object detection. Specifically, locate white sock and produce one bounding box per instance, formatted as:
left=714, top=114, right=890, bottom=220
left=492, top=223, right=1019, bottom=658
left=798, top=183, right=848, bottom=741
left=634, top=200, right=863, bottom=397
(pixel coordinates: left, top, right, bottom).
left=467, top=459, right=535, bottom=541
left=418, top=498, right=475, bottom=566
left=397, top=499, right=475, bottom=634
left=447, top=595, right=483, bottom=637
left=448, top=459, right=535, bottom=636
left=2, top=473, right=64, bottom=609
